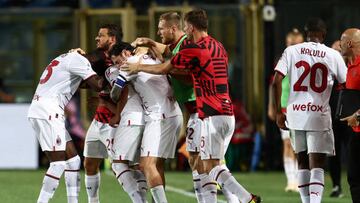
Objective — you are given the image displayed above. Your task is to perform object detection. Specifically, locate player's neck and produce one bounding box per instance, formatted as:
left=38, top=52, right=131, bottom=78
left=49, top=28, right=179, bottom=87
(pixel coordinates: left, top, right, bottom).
left=348, top=50, right=360, bottom=64
left=173, top=31, right=185, bottom=44
left=193, top=31, right=208, bottom=43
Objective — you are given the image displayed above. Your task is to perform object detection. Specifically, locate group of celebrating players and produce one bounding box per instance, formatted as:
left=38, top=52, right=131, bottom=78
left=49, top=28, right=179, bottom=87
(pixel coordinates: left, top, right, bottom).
left=27, top=6, right=360, bottom=203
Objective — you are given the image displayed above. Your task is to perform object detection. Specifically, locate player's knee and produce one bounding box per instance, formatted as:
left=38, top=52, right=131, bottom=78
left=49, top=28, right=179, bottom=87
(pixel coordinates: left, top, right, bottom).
left=84, top=158, right=100, bottom=175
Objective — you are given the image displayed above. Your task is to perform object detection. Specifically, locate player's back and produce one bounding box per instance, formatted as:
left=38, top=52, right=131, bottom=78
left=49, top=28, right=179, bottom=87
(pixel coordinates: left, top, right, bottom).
left=187, top=35, right=233, bottom=118
left=28, top=52, right=96, bottom=119
left=277, top=42, right=347, bottom=130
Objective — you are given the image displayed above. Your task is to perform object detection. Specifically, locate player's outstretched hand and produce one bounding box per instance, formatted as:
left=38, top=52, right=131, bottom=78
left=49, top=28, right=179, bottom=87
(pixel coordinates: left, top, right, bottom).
left=121, top=61, right=141, bottom=75
left=131, top=37, right=156, bottom=48
left=276, top=112, right=289, bottom=130
left=69, top=48, right=86, bottom=55
left=340, top=114, right=359, bottom=127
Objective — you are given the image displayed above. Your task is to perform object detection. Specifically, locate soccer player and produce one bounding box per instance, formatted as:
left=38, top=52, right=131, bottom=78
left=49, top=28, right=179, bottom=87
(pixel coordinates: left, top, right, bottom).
left=111, top=42, right=183, bottom=203
left=82, top=24, right=123, bottom=203
left=27, top=50, right=107, bottom=203
left=122, top=9, right=261, bottom=203
left=273, top=18, right=347, bottom=203
left=338, top=28, right=360, bottom=203
left=103, top=43, right=148, bottom=203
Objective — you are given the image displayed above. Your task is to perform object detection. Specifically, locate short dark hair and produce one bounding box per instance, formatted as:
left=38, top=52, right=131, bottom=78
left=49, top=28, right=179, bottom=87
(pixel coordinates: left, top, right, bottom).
left=84, top=49, right=108, bottom=77
left=184, top=9, right=208, bottom=31
left=109, top=42, right=135, bottom=57
left=304, top=18, right=327, bottom=34
left=159, top=12, right=182, bottom=29
left=99, top=24, right=123, bottom=43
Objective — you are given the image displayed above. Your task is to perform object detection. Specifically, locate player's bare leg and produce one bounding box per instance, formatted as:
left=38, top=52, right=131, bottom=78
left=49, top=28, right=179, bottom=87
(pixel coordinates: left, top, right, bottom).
left=140, top=156, right=167, bottom=203
left=84, top=157, right=102, bottom=203
left=297, top=151, right=310, bottom=203
left=308, top=153, right=327, bottom=203
left=283, top=138, right=298, bottom=192
left=112, top=160, right=145, bottom=203
left=37, top=151, right=67, bottom=203
left=64, top=141, right=81, bottom=203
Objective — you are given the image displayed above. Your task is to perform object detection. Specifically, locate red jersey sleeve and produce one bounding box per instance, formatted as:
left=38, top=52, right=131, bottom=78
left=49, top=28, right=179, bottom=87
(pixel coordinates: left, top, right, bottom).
left=171, top=44, right=202, bottom=69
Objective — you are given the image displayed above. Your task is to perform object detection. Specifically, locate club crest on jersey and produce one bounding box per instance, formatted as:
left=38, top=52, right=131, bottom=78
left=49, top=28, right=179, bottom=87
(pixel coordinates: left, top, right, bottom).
left=56, top=136, right=62, bottom=146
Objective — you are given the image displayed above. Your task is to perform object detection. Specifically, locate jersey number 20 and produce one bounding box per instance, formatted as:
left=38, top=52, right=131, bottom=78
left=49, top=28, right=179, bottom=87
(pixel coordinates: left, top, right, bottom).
left=293, top=60, right=328, bottom=93
left=39, top=60, right=60, bottom=84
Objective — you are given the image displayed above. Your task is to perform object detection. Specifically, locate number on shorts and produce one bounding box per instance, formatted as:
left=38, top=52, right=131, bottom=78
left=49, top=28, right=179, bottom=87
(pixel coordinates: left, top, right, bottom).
left=293, top=61, right=328, bottom=93
left=39, top=60, right=60, bottom=84
left=186, top=127, right=194, bottom=140
left=106, top=138, right=114, bottom=151
left=200, top=136, right=205, bottom=148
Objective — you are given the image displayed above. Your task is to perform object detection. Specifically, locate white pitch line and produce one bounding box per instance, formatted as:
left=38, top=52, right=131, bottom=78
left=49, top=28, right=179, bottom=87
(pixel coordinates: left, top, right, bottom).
left=166, top=185, right=227, bottom=203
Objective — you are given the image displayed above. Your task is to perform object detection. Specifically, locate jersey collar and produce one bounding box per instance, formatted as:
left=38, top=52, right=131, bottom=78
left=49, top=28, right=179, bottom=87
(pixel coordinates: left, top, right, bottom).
left=169, top=34, right=186, bottom=51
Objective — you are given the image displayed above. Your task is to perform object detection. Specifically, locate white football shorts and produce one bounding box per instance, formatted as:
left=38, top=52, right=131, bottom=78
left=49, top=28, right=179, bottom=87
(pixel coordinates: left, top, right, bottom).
left=200, top=115, right=235, bottom=160
left=111, top=125, right=144, bottom=162
left=290, top=129, right=335, bottom=156
left=84, top=119, right=116, bottom=159
left=141, top=115, right=182, bottom=159
left=186, top=113, right=202, bottom=153
left=29, top=117, right=72, bottom=151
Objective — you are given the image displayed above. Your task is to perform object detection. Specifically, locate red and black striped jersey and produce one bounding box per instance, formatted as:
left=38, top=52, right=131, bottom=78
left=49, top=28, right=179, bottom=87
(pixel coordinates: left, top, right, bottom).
left=171, top=35, right=233, bottom=119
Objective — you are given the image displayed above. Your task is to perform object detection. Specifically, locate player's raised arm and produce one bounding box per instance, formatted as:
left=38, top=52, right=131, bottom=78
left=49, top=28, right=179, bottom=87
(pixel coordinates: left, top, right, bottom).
left=122, top=60, right=173, bottom=75
left=109, top=85, right=129, bottom=127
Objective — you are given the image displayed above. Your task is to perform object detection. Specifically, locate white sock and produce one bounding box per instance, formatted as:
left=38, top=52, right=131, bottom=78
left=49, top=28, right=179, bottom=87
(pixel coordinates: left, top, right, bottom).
left=309, top=168, right=324, bottom=203
left=37, top=161, right=66, bottom=203
left=199, top=173, right=217, bottom=203
left=209, top=165, right=251, bottom=203
left=298, top=169, right=310, bottom=203
left=192, top=170, right=204, bottom=203
left=85, top=173, right=100, bottom=203
left=112, top=163, right=143, bottom=203
left=150, top=185, right=167, bottom=203
left=133, top=169, right=148, bottom=202
left=218, top=165, right=239, bottom=203
left=65, top=155, right=81, bottom=203
left=284, top=157, right=297, bottom=185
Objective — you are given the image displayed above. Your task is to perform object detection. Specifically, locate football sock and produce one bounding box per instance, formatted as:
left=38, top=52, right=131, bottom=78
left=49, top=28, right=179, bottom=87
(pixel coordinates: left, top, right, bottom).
left=199, top=173, right=217, bottom=203
left=64, top=155, right=81, bottom=203
left=309, top=168, right=324, bottom=203
left=85, top=173, right=100, bottom=203
left=192, top=170, right=204, bottom=202
left=284, top=157, right=297, bottom=185
left=219, top=165, right=239, bottom=203
left=150, top=185, right=167, bottom=203
left=134, top=169, right=148, bottom=202
left=298, top=169, right=311, bottom=203
left=112, top=163, right=143, bottom=203
left=209, top=165, right=251, bottom=203
left=37, top=161, right=66, bottom=203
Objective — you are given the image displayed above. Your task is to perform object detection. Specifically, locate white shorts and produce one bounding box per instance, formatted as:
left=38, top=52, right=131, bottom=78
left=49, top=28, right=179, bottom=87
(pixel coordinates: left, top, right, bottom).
left=84, top=119, right=116, bottom=159
left=200, top=115, right=235, bottom=160
left=111, top=125, right=144, bottom=162
left=290, top=129, right=335, bottom=156
left=141, top=115, right=182, bottom=159
left=280, top=129, right=290, bottom=140
left=186, top=113, right=202, bottom=152
left=29, top=117, right=72, bottom=151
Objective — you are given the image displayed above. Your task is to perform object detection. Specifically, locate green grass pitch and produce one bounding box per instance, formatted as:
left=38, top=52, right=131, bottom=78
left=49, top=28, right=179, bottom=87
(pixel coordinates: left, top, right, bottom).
left=0, top=170, right=351, bottom=203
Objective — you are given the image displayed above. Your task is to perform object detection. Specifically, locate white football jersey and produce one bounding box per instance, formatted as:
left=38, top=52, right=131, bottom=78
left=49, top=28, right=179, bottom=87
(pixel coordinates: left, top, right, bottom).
left=120, top=54, right=182, bottom=121
left=105, top=66, right=145, bottom=126
left=28, top=52, right=96, bottom=119
left=275, top=42, right=347, bottom=131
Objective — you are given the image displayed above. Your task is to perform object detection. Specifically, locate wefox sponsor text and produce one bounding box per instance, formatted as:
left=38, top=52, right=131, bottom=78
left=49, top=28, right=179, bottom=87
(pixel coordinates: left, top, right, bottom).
left=292, top=102, right=323, bottom=112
